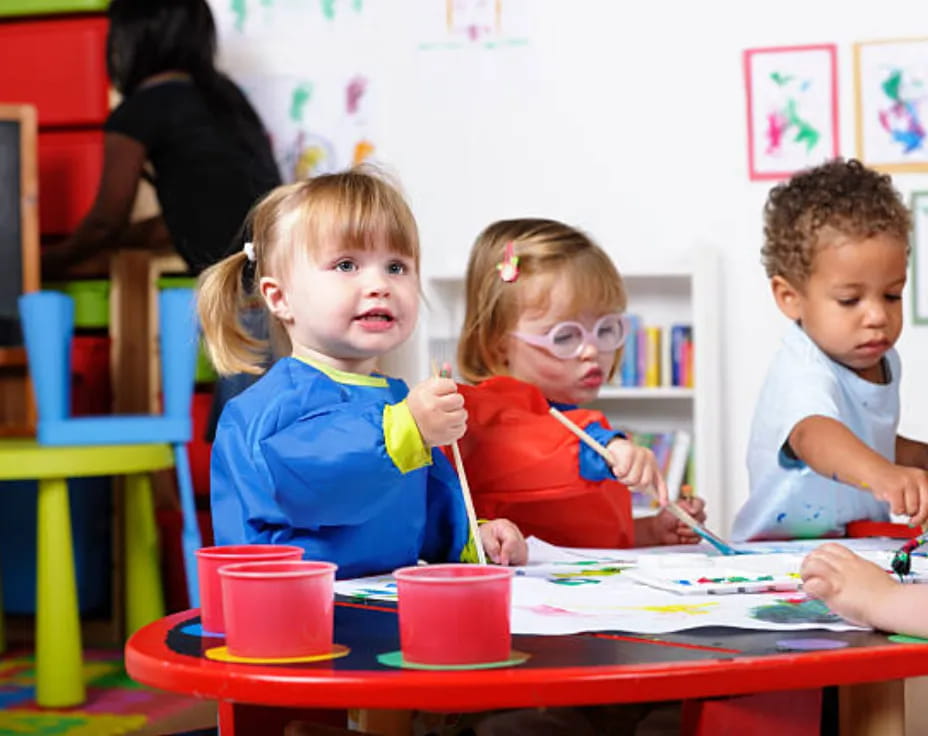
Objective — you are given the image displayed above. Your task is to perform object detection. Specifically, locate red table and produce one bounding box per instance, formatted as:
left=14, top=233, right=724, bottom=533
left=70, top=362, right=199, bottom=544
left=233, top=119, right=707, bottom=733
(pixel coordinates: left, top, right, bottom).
left=126, top=597, right=928, bottom=735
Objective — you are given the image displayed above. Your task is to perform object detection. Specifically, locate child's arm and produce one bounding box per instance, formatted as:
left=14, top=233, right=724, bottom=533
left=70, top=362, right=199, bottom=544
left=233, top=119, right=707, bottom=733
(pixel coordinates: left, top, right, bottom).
left=800, top=543, right=928, bottom=637
left=896, top=435, right=928, bottom=470
left=789, top=416, right=928, bottom=525
left=605, top=437, right=669, bottom=505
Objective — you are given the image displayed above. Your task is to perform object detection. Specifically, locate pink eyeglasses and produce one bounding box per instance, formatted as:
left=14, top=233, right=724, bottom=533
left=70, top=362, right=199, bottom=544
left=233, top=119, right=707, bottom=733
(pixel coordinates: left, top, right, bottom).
left=511, top=313, right=629, bottom=359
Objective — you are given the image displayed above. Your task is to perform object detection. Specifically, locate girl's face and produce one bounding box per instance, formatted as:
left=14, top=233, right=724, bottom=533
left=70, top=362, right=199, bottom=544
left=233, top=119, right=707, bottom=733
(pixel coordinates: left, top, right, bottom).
left=500, top=273, right=617, bottom=405
left=260, top=238, right=419, bottom=374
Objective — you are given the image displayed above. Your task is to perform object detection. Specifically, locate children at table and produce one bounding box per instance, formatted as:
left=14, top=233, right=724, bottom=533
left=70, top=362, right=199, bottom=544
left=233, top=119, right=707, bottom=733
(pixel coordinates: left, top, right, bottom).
left=733, top=158, right=928, bottom=541
left=454, top=217, right=706, bottom=548
left=197, top=169, right=527, bottom=578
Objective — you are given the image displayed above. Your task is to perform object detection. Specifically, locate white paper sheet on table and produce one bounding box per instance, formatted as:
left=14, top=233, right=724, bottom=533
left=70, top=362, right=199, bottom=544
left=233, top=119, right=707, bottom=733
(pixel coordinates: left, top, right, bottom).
left=334, top=536, right=927, bottom=635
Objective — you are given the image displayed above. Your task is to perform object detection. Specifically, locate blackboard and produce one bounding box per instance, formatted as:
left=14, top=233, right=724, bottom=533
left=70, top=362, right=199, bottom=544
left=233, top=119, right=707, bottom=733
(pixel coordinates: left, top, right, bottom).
left=0, top=104, right=38, bottom=348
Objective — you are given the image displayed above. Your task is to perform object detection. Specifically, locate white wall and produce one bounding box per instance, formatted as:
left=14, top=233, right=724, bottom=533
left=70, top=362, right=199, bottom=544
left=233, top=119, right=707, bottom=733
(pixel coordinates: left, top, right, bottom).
left=212, top=0, right=928, bottom=535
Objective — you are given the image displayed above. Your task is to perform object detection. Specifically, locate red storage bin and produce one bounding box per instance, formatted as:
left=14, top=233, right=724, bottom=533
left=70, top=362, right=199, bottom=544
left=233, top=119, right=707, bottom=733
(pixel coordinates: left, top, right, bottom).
left=71, top=334, right=111, bottom=416
left=189, top=390, right=213, bottom=497
left=39, top=129, right=103, bottom=234
left=0, top=16, right=110, bottom=128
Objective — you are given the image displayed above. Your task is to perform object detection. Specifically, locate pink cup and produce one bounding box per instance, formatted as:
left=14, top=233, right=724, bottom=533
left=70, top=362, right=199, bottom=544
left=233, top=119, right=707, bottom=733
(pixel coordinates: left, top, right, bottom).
left=219, top=560, right=337, bottom=659
left=394, top=564, right=514, bottom=665
left=195, top=544, right=304, bottom=633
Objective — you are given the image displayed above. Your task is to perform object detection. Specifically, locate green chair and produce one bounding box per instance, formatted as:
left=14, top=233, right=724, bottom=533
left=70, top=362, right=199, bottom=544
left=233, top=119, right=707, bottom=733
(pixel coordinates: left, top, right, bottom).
left=0, top=442, right=172, bottom=707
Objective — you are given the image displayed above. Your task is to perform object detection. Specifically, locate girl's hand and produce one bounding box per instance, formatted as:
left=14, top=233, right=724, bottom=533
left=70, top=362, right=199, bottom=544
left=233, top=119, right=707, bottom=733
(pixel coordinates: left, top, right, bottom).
left=606, top=438, right=669, bottom=505
left=479, top=519, right=528, bottom=566
left=652, top=496, right=707, bottom=545
left=406, top=377, right=467, bottom=447
left=800, top=542, right=897, bottom=627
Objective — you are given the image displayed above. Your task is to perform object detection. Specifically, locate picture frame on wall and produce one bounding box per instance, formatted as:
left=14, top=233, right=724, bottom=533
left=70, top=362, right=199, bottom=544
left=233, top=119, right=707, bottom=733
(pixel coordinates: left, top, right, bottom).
left=854, top=37, right=928, bottom=172
left=910, top=191, right=928, bottom=325
left=743, top=44, right=839, bottom=181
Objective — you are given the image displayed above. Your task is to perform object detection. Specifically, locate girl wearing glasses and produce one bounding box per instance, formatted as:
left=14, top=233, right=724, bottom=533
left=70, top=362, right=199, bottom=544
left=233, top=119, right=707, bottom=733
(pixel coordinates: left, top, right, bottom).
left=454, top=218, right=707, bottom=548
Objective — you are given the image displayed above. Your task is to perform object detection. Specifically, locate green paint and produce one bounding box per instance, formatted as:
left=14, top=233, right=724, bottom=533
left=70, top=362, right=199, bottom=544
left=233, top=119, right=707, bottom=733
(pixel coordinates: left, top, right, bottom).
left=883, top=69, right=903, bottom=102
left=786, top=98, right=821, bottom=152
left=320, top=0, right=335, bottom=20
left=750, top=598, right=842, bottom=625
left=352, top=0, right=363, bottom=10
left=289, top=83, right=313, bottom=122
left=888, top=634, right=928, bottom=644
left=230, top=0, right=247, bottom=31
left=770, top=71, right=795, bottom=86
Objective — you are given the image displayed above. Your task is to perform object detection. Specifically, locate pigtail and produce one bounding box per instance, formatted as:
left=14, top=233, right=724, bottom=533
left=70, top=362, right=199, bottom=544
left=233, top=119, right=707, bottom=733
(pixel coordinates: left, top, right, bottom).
left=197, top=251, right=268, bottom=375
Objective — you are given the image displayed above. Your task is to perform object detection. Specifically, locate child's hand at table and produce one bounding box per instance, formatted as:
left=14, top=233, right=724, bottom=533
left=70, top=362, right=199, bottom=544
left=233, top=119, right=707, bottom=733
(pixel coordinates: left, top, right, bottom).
left=407, top=376, right=467, bottom=447
left=651, top=497, right=707, bottom=545
left=479, top=519, right=528, bottom=566
left=606, top=437, right=669, bottom=505
left=868, top=465, right=928, bottom=527
left=800, top=542, right=898, bottom=627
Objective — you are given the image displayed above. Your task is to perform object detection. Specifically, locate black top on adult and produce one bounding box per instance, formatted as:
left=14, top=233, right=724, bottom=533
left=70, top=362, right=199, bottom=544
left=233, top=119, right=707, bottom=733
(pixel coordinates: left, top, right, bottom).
left=42, top=0, right=281, bottom=277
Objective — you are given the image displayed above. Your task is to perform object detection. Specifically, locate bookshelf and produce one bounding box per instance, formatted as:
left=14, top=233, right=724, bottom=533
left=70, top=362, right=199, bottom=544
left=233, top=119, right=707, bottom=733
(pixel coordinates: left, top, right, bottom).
left=404, top=246, right=722, bottom=530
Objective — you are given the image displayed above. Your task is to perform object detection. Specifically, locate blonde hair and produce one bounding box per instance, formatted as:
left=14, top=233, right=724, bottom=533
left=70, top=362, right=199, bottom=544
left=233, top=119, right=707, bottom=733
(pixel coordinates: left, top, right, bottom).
left=197, top=167, right=420, bottom=375
left=457, top=218, right=627, bottom=384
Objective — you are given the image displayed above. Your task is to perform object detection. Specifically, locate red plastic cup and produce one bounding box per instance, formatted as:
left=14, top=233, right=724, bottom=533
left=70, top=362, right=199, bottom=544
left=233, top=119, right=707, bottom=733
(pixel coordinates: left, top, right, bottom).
left=394, top=564, right=514, bottom=665
left=219, top=560, right=337, bottom=659
left=195, top=544, right=304, bottom=633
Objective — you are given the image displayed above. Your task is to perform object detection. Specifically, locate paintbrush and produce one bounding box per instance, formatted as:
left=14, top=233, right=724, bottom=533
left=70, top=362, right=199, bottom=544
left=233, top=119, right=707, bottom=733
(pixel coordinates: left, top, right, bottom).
left=432, top=361, right=487, bottom=565
left=547, top=406, right=744, bottom=556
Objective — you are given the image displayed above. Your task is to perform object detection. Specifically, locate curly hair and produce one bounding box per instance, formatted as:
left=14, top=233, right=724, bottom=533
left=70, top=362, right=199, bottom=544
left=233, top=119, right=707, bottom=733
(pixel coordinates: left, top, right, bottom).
left=761, top=158, right=911, bottom=285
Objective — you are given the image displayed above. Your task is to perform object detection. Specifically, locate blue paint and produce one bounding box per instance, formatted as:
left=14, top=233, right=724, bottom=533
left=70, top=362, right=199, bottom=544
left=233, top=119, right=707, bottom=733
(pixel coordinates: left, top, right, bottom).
left=692, top=525, right=751, bottom=556
left=776, top=638, right=848, bottom=651
left=776, top=512, right=787, bottom=523
left=181, top=622, right=223, bottom=638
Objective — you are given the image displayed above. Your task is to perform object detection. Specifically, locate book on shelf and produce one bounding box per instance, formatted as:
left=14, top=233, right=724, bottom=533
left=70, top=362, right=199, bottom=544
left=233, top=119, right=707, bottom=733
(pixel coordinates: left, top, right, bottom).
left=622, top=428, right=694, bottom=511
left=617, top=316, right=693, bottom=388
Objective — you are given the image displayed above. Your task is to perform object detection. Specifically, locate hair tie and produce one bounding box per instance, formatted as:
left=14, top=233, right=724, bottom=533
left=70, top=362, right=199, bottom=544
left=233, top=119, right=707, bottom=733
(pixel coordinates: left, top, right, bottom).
left=242, top=241, right=256, bottom=263
left=496, top=241, right=520, bottom=282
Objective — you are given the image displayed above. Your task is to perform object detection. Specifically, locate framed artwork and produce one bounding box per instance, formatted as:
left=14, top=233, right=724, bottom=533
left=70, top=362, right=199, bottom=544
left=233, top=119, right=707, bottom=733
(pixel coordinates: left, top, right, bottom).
left=743, top=44, right=839, bottom=181
left=911, top=191, right=928, bottom=324
left=855, top=38, right=928, bottom=172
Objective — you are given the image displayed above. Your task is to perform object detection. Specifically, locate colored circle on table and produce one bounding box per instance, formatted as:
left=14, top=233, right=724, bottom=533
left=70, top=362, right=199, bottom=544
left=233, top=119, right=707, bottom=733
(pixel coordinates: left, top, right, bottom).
left=775, top=638, right=849, bottom=651
left=888, top=634, right=928, bottom=645
left=205, top=644, right=350, bottom=664
left=180, top=622, right=223, bottom=638
left=376, top=650, right=530, bottom=670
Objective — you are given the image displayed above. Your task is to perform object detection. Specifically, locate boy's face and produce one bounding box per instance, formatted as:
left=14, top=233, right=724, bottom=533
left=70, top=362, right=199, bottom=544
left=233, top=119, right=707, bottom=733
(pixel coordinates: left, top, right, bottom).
left=500, top=273, right=617, bottom=405
left=772, top=233, right=907, bottom=381
left=260, top=239, right=419, bottom=374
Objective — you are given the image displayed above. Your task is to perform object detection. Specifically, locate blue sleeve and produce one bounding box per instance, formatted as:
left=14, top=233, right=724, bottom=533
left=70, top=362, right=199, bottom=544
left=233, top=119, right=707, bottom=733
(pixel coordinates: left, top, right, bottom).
left=260, top=400, right=425, bottom=528
left=419, top=449, right=470, bottom=563
left=579, top=421, right=626, bottom=482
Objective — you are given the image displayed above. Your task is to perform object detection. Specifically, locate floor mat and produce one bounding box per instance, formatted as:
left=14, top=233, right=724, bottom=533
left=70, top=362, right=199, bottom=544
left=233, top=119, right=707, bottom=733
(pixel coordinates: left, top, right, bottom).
left=0, top=649, right=208, bottom=735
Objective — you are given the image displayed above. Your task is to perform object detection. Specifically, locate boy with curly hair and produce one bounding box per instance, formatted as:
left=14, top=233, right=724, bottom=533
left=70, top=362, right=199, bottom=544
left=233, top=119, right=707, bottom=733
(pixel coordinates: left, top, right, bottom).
left=733, top=158, right=928, bottom=541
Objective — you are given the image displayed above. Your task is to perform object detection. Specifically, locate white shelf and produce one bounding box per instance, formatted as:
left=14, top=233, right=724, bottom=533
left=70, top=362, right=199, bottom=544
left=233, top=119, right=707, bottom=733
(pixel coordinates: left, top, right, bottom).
left=597, top=386, right=694, bottom=400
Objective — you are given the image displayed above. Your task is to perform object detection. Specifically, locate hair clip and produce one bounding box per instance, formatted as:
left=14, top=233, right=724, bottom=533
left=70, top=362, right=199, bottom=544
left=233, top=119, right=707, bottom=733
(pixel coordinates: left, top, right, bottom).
left=496, top=241, right=520, bottom=282
left=242, top=241, right=256, bottom=263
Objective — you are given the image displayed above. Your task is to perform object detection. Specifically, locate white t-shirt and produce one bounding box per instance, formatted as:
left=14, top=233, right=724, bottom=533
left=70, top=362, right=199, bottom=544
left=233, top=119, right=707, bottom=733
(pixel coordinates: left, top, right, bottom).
left=732, top=322, right=898, bottom=542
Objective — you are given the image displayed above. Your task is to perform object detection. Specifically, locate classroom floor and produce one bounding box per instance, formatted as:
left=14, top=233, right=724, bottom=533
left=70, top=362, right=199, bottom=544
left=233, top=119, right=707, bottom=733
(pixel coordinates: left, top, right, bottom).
left=0, top=647, right=217, bottom=735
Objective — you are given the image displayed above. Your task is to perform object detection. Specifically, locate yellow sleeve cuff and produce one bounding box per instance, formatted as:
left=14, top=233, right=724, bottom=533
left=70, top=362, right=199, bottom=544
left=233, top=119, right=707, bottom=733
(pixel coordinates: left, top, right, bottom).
left=458, top=519, right=488, bottom=563
left=383, top=399, right=432, bottom=474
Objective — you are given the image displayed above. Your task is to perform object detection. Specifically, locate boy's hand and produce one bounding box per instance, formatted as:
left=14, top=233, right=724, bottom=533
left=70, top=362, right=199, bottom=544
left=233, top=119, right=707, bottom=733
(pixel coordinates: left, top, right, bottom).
left=652, top=497, right=707, bottom=545
left=406, top=377, right=467, bottom=447
left=800, top=542, right=898, bottom=627
left=478, top=519, right=528, bottom=566
left=606, top=437, right=669, bottom=505
left=869, top=465, right=928, bottom=526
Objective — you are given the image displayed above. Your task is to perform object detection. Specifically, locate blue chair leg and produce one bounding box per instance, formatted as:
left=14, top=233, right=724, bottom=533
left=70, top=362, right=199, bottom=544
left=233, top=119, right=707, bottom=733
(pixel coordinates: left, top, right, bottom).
left=174, top=443, right=202, bottom=608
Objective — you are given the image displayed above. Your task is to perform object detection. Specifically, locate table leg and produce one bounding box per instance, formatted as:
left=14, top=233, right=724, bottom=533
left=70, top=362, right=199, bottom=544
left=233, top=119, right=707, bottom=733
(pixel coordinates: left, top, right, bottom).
left=36, top=477, right=85, bottom=707
left=124, top=473, right=165, bottom=635
left=839, top=680, right=904, bottom=736
left=354, top=709, right=413, bottom=735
